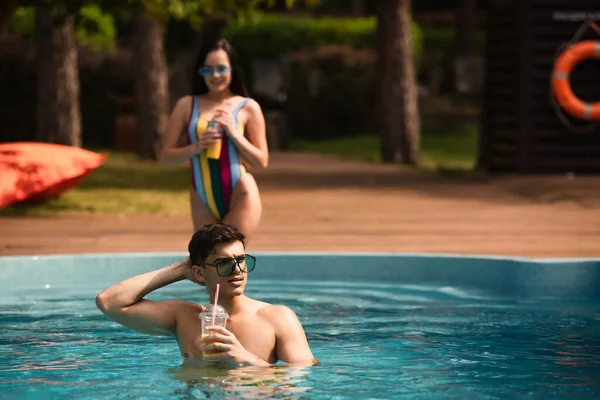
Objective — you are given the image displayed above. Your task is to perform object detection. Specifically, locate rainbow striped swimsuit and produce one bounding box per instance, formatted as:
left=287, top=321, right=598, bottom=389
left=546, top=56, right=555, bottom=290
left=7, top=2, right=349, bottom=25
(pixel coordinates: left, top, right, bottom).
left=187, top=96, right=249, bottom=219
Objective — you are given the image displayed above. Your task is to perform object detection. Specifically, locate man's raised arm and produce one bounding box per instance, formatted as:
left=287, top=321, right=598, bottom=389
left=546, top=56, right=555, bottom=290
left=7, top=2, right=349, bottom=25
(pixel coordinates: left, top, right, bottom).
left=95, top=258, right=194, bottom=336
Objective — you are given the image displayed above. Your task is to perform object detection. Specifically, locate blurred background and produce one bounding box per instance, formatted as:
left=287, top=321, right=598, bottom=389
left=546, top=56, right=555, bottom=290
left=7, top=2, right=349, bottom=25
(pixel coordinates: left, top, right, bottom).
left=0, top=0, right=598, bottom=221
left=1, top=0, right=485, bottom=165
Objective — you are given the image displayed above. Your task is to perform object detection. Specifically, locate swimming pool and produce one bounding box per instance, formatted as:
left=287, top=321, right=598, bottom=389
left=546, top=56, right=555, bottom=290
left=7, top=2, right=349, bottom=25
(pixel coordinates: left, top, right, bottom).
left=1, top=252, right=599, bottom=399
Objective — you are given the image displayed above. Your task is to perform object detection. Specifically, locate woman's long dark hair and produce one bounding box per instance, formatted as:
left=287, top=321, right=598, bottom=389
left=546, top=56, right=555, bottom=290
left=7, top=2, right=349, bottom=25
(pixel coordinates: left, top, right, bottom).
left=191, top=39, right=249, bottom=97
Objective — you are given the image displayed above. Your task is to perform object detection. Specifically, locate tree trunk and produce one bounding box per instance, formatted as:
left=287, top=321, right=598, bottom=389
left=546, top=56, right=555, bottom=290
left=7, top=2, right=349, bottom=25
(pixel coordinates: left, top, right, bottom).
left=133, top=7, right=169, bottom=160
left=0, top=0, right=19, bottom=36
left=455, top=0, right=477, bottom=57
left=453, top=0, right=479, bottom=94
left=34, top=3, right=81, bottom=147
left=198, top=13, right=230, bottom=47
left=376, top=0, right=420, bottom=164
left=350, top=0, right=365, bottom=16
left=189, top=13, right=230, bottom=88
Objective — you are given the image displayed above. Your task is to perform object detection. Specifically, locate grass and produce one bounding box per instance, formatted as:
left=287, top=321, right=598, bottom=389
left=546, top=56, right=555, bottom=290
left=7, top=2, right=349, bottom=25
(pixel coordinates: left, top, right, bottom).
left=0, top=124, right=478, bottom=216
left=288, top=123, right=479, bottom=171
left=0, top=153, right=191, bottom=216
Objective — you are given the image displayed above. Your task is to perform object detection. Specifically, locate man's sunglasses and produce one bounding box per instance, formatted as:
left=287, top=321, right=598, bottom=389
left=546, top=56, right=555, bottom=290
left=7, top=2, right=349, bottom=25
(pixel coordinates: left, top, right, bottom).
left=203, top=254, right=256, bottom=277
left=198, top=65, right=231, bottom=77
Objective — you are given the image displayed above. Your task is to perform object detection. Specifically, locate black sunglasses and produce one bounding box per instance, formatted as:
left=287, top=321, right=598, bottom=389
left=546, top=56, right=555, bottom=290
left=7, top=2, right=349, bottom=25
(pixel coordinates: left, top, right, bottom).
left=203, top=254, right=256, bottom=277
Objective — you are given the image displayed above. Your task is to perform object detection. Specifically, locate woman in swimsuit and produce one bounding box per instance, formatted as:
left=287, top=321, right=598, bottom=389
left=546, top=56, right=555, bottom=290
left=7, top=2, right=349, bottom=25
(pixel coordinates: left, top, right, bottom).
left=159, top=39, right=268, bottom=239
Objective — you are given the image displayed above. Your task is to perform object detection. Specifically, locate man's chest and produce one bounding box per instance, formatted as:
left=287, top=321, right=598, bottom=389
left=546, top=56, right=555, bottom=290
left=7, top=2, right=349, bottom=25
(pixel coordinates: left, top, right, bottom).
left=228, top=317, right=276, bottom=359
left=175, top=314, right=276, bottom=362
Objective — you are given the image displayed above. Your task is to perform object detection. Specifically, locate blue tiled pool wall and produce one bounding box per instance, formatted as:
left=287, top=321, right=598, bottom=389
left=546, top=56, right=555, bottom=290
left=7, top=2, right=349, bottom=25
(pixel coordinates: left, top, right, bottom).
left=1, top=252, right=599, bottom=299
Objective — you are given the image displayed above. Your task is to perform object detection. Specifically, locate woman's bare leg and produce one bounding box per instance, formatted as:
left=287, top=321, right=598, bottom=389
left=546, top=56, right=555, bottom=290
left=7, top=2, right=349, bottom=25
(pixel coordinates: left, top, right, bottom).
left=222, top=174, right=262, bottom=242
left=190, top=190, right=219, bottom=232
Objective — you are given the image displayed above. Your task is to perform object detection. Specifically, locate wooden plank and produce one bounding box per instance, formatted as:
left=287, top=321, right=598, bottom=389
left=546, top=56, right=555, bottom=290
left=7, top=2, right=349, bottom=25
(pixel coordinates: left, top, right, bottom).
left=531, top=90, right=600, bottom=100
left=517, top=0, right=534, bottom=172
left=489, top=19, right=516, bottom=30
left=529, top=77, right=598, bottom=87
left=487, top=30, right=518, bottom=41
left=489, top=116, right=519, bottom=127
left=479, top=2, right=496, bottom=170
left=531, top=145, right=600, bottom=154
left=490, top=143, right=520, bottom=155
left=487, top=62, right=521, bottom=70
left=482, top=0, right=600, bottom=172
left=531, top=129, right=600, bottom=139
left=531, top=27, right=600, bottom=37
left=529, top=60, right=600, bottom=72
left=487, top=44, right=520, bottom=57
left=486, top=72, right=519, bottom=82
left=531, top=0, right=600, bottom=6
left=482, top=0, right=521, bottom=172
left=486, top=82, right=519, bottom=92
left=529, top=159, right=600, bottom=171
left=530, top=88, right=599, bottom=98
left=531, top=41, right=587, bottom=52
left=489, top=0, right=516, bottom=12
left=530, top=124, right=597, bottom=134
left=489, top=153, right=519, bottom=163
left=528, top=82, right=599, bottom=91
left=489, top=129, right=520, bottom=139
left=487, top=156, right=519, bottom=171
left=487, top=81, right=518, bottom=89
left=488, top=104, right=518, bottom=113
left=484, top=60, right=518, bottom=70
left=488, top=110, right=518, bottom=120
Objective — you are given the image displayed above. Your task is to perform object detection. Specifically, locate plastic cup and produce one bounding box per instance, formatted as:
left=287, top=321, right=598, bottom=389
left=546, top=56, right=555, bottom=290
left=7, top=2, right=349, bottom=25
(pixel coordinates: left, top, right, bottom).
left=204, top=121, right=223, bottom=159
left=199, top=304, right=228, bottom=357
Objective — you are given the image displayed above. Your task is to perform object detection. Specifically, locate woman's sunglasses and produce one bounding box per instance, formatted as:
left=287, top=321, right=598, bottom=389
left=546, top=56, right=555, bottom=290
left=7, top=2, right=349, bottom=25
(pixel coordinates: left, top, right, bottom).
left=203, top=254, right=256, bottom=277
left=198, top=65, right=231, bottom=77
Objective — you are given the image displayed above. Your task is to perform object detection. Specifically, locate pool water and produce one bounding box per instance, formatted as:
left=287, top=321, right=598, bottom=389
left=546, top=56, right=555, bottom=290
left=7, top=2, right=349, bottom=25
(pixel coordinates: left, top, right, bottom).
left=1, top=279, right=599, bottom=399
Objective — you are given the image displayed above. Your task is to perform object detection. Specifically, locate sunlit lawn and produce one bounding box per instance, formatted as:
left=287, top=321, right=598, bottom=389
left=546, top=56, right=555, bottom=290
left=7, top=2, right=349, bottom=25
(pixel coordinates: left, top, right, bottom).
left=288, top=123, right=479, bottom=171
left=0, top=124, right=478, bottom=216
left=1, top=153, right=192, bottom=216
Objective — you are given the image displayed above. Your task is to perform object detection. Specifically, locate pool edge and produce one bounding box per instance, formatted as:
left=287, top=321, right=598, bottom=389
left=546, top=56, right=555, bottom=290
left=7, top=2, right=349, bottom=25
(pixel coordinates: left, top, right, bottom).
left=1, top=251, right=599, bottom=264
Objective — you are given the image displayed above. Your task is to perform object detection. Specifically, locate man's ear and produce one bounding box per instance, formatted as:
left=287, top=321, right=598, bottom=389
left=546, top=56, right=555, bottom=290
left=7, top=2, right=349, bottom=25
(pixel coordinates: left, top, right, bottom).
left=192, top=265, right=206, bottom=285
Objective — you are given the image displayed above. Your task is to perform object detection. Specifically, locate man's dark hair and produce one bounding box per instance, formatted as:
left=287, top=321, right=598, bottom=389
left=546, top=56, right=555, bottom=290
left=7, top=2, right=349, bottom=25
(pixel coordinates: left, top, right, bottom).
left=188, top=223, right=246, bottom=266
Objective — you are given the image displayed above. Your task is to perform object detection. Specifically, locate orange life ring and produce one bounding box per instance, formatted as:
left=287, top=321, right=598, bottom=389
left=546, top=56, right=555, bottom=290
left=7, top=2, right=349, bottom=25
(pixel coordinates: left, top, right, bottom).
left=551, top=40, right=600, bottom=121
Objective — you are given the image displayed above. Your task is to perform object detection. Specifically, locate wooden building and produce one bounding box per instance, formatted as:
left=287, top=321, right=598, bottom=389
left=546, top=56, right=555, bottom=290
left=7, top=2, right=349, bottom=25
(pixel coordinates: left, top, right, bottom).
left=479, top=0, right=600, bottom=172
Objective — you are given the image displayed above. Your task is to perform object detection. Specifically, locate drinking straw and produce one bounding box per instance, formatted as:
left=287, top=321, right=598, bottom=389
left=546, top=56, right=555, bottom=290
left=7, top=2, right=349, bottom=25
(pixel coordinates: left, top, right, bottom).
left=212, top=283, right=220, bottom=325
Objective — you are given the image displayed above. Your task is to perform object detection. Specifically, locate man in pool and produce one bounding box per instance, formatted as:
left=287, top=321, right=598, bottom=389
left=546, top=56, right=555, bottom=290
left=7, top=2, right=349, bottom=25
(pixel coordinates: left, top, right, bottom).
left=96, top=223, right=318, bottom=367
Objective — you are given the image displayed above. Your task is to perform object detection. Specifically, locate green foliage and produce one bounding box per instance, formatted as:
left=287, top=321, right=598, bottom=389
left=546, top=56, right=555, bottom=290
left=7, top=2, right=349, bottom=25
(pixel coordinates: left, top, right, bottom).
left=284, top=46, right=377, bottom=140
left=8, top=5, right=116, bottom=51
left=127, top=0, right=301, bottom=25
left=222, top=13, right=423, bottom=62
left=76, top=5, right=116, bottom=51
left=222, top=13, right=422, bottom=96
left=228, top=14, right=423, bottom=140
left=7, top=6, right=34, bottom=37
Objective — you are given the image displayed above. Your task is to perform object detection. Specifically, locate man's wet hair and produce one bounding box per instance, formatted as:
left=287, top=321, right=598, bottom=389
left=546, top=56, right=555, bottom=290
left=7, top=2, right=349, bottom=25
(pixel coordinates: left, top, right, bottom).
left=188, top=223, right=246, bottom=266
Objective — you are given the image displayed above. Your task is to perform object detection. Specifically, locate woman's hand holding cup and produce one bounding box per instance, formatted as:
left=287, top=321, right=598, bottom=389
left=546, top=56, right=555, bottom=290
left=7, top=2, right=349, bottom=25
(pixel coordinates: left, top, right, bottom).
left=201, top=121, right=224, bottom=158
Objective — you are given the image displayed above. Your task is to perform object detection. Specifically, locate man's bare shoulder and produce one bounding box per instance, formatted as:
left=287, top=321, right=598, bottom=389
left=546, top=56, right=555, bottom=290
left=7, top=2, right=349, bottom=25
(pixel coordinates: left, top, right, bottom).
left=256, top=303, right=300, bottom=325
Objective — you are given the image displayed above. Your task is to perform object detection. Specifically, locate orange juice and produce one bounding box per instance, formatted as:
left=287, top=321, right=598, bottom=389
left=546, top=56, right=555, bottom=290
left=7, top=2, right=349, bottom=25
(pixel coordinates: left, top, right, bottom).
left=199, top=304, right=228, bottom=358
left=201, top=333, right=219, bottom=355
left=203, top=121, right=223, bottom=159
